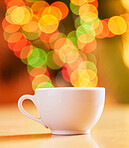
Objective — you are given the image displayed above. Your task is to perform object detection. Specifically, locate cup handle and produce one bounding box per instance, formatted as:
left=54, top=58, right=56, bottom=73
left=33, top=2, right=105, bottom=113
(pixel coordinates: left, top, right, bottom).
left=18, top=95, right=47, bottom=128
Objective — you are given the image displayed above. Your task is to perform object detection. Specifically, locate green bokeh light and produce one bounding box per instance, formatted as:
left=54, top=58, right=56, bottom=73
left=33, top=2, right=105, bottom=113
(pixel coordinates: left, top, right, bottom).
left=36, top=82, right=54, bottom=89
left=27, top=47, right=47, bottom=67
left=47, top=50, right=62, bottom=70
left=70, top=2, right=79, bottom=15
left=74, top=17, right=81, bottom=29
left=76, top=24, right=95, bottom=40
left=22, top=30, right=40, bottom=41
left=67, top=31, right=78, bottom=47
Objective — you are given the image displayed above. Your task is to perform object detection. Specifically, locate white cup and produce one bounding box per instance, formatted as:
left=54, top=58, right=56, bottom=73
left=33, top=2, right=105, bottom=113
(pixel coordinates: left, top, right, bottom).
left=18, top=87, right=105, bottom=135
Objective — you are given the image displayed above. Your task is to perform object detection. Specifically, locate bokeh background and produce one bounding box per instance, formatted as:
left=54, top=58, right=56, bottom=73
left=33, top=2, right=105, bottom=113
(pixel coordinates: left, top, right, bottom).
left=0, top=0, right=129, bottom=104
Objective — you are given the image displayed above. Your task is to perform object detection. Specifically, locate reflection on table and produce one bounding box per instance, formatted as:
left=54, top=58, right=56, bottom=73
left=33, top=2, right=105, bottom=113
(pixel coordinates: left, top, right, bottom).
left=0, top=103, right=129, bottom=148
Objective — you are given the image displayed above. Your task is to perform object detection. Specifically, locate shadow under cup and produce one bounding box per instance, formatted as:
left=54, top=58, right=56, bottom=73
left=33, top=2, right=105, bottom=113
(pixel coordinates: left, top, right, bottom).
left=18, top=87, right=105, bottom=135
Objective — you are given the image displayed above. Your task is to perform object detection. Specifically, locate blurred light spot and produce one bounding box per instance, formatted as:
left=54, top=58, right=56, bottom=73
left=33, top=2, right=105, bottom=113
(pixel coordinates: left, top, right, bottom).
left=2, top=18, right=10, bottom=30
left=5, top=32, right=23, bottom=43
left=30, top=67, right=47, bottom=77
left=20, top=45, right=33, bottom=60
left=76, top=25, right=95, bottom=44
left=11, top=38, right=27, bottom=52
left=37, top=82, right=54, bottom=89
left=27, top=47, right=47, bottom=67
left=51, top=1, right=69, bottom=19
left=56, top=70, right=71, bottom=87
left=66, top=57, right=84, bottom=74
left=91, top=19, right=103, bottom=36
left=78, top=38, right=97, bottom=52
left=70, top=0, right=87, bottom=6
left=89, top=0, right=98, bottom=8
left=26, top=0, right=39, bottom=3
left=108, top=16, right=127, bottom=35
left=22, top=29, right=41, bottom=41
left=47, top=50, right=63, bottom=69
left=39, top=14, right=59, bottom=34
left=59, top=43, right=79, bottom=64
left=70, top=2, right=79, bottom=15
left=74, top=17, right=81, bottom=29
left=32, top=74, right=52, bottom=90
left=4, top=24, right=20, bottom=33
left=79, top=61, right=97, bottom=73
left=70, top=69, right=98, bottom=87
left=86, top=52, right=97, bottom=64
left=22, top=21, right=39, bottom=32
left=67, top=31, right=78, bottom=47
left=62, top=67, right=71, bottom=82
left=53, top=51, right=64, bottom=67
left=6, top=6, right=18, bottom=24
left=79, top=4, right=98, bottom=22
left=33, top=38, right=50, bottom=52
left=70, top=69, right=85, bottom=86
left=54, top=38, right=79, bottom=64
left=96, top=20, right=109, bottom=38
left=31, top=1, right=49, bottom=15
left=121, top=0, right=129, bottom=12
left=42, top=6, right=62, bottom=21
left=7, top=0, right=25, bottom=9
left=49, top=32, right=66, bottom=49
left=11, top=6, right=32, bottom=25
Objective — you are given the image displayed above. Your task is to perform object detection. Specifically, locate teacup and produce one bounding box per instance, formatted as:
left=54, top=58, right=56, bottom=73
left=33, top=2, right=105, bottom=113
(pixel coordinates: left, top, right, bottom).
left=18, top=87, right=105, bottom=135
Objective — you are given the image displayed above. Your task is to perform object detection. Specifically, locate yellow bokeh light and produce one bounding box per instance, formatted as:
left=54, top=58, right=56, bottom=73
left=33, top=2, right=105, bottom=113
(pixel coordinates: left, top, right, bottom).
left=108, top=16, right=127, bottom=35
left=70, top=69, right=84, bottom=86
left=42, top=6, right=62, bottom=21
left=11, top=7, right=24, bottom=24
left=70, top=0, right=87, bottom=6
left=70, top=68, right=98, bottom=87
left=39, top=14, right=59, bottom=34
left=86, top=70, right=98, bottom=86
left=6, top=6, right=18, bottom=24
left=32, top=74, right=51, bottom=90
left=74, top=78, right=89, bottom=87
left=74, top=70, right=90, bottom=87
left=79, top=4, right=98, bottom=22
left=11, top=6, right=32, bottom=25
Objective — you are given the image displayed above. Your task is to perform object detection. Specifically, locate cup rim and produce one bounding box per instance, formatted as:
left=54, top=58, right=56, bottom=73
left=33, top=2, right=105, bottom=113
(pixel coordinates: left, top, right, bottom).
left=35, top=87, right=105, bottom=91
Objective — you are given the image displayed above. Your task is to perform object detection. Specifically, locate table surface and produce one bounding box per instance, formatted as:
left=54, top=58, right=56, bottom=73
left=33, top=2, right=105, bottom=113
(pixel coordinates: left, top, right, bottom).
left=0, top=103, right=129, bottom=148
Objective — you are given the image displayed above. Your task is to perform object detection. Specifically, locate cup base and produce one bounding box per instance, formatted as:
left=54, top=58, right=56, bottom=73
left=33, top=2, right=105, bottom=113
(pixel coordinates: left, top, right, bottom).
left=51, top=130, right=90, bottom=135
